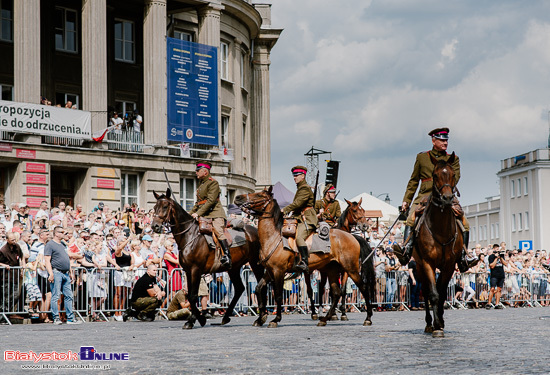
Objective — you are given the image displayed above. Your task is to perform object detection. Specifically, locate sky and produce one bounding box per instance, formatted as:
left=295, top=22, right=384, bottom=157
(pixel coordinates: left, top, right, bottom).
left=267, top=0, right=550, bottom=206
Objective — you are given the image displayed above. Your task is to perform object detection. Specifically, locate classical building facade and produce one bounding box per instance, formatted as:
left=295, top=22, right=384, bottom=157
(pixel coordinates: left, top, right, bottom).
left=465, top=148, right=550, bottom=250
left=0, top=0, right=281, bottom=213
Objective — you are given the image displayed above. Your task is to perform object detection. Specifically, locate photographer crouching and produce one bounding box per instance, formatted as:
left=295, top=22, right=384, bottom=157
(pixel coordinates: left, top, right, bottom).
left=486, top=243, right=508, bottom=309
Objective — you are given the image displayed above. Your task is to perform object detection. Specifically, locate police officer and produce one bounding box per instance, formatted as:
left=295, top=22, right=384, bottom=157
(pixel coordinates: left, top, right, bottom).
left=393, top=128, right=477, bottom=271
left=190, top=161, right=231, bottom=269
left=283, top=166, right=318, bottom=273
left=315, top=184, right=341, bottom=227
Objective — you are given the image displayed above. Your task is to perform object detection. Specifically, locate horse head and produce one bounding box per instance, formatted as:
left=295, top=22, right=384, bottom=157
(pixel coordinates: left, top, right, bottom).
left=152, top=188, right=174, bottom=233
left=234, top=186, right=274, bottom=216
left=430, top=152, right=456, bottom=206
left=343, top=198, right=369, bottom=231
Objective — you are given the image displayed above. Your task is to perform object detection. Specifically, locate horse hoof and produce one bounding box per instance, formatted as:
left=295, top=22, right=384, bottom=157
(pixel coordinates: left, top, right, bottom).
left=424, top=325, right=434, bottom=333
left=311, top=314, right=319, bottom=321
left=363, top=320, right=372, bottom=326
left=253, top=320, right=262, bottom=327
left=432, top=330, right=444, bottom=338
left=267, top=322, right=278, bottom=328
left=197, top=315, right=207, bottom=327
left=340, top=315, right=349, bottom=322
left=221, top=317, right=231, bottom=326
left=330, top=315, right=339, bottom=321
left=317, top=320, right=327, bottom=327
left=182, top=322, right=194, bottom=330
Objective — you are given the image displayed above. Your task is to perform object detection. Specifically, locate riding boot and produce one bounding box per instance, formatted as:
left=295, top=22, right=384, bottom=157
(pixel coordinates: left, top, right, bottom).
left=219, top=239, right=232, bottom=269
left=458, top=231, right=478, bottom=272
left=393, top=225, right=413, bottom=265
left=294, top=246, right=309, bottom=273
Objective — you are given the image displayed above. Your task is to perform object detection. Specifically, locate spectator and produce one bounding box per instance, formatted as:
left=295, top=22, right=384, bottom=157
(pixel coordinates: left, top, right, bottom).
left=65, top=100, right=73, bottom=109
left=0, top=223, right=7, bottom=247
left=408, top=256, right=420, bottom=310
left=129, top=239, right=146, bottom=279
left=35, top=201, right=50, bottom=221
left=89, top=240, right=108, bottom=321
left=385, top=249, right=399, bottom=310
left=33, top=229, right=52, bottom=322
left=113, top=232, right=133, bottom=322
left=0, top=204, right=7, bottom=224
left=16, top=203, right=32, bottom=230
left=166, top=289, right=191, bottom=320
left=486, top=244, right=508, bottom=309
left=57, top=202, right=66, bottom=219
left=23, top=248, right=41, bottom=319
left=44, top=226, right=81, bottom=325
left=62, top=206, right=76, bottom=228
left=374, top=247, right=386, bottom=310
left=124, top=264, right=165, bottom=322
left=133, top=110, right=143, bottom=132
left=0, top=232, right=26, bottom=319
left=163, top=240, right=182, bottom=300
left=110, top=112, right=123, bottom=134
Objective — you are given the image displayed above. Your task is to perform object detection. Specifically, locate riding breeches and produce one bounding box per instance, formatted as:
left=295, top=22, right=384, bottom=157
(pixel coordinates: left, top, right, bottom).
left=405, top=202, right=470, bottom=231
left=296, top=221, right=314, bottom=247
left=211, top=218, right=227, bottom=240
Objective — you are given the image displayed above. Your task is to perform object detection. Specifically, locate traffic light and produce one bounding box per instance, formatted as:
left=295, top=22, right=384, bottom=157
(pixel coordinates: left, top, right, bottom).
left=326, top=160, right=340, bottom=188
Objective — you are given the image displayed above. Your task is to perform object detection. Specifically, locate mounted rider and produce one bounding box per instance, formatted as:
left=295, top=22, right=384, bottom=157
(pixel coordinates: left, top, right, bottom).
left=392, top=127, right=478, bottom=272
left=190, top=161, right=231, bottom=269
left=315, top=184, right=341, bottom=227
left=283, top=166, right=318, bottom=273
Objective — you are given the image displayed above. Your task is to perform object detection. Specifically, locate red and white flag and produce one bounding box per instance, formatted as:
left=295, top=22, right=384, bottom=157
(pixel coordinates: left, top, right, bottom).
left=92, top=126, right=113, bottom=142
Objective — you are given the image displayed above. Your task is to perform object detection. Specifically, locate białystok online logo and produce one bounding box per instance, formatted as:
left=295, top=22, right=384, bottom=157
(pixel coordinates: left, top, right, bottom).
left=4, top=346, right=129, bottom=362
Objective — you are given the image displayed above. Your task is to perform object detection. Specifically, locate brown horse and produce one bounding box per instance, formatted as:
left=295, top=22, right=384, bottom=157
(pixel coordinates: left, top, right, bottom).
left=307, top=199, right=370, bottom=321
left=235, top=187, right=375, bottom=328
left=151, top=188, right=265, bottom=329
left=413, top=152, right=463, bottom=337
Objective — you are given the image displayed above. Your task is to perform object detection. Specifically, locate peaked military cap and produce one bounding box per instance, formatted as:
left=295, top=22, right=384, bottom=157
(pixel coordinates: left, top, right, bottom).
left=428, top=127, right=450, bottom=140
left=196, top=161, right=212, bottom=171
left=323, top=184, right=336, bottom=196
left=291, top=165, right=307, bottom=176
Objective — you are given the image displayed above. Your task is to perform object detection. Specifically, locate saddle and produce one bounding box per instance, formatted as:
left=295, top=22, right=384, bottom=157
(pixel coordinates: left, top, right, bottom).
left=412, top=195, right=466, bottom=236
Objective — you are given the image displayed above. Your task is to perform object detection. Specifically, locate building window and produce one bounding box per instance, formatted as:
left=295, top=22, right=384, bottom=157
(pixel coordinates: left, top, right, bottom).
left=511, top=214, right=516, bottom=232
left=471, top=227, right=476, bottom=242
left=220, top=42, right=229, bottom=80
left=179, top=177, right=196, bottom=211
left=524, top=176, right=528, bottom=196
left=0, top=0, right=13, bottom=42
left=221, top=115, right=229, bottom=148
left=518, top=213, right=522, bottom=231
left=115, top=101, right=136, bottom=119
left=510, top=179, right=515, bottom=198
left=174, top=30, right=193, bottom=42
left=0, top=84, right=13, bottom=100
left=517, top=178, right=521, bottom=196
left=121, top=173, right=139, bottom=207
left=484, top=225, right=487, bottom=241
left=55, top=7, right=77, bottom=53
left=115, top=20, right=135, bottom=63
left=55, top=92, right=79, bottom=108
left=242, top=119, right=247, bottom=159
left=524, top=212, right=529, bottom=230
left=495, top=223, right=499, bottom=238
left=490, top=224, right=495, bottom=240
left=240, top=52, right=245, bottom=87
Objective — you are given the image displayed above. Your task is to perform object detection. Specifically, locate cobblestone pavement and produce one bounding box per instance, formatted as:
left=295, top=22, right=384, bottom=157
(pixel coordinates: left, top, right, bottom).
left=1, top=308, right=549, bottom=374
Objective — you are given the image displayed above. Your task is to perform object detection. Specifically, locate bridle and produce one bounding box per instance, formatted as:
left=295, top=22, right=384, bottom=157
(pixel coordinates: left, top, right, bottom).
left=430, top=167, right=456, bottom=209
left=153, top=197, right=195, bottom=236
left=239, top=193, right=272, bottom=217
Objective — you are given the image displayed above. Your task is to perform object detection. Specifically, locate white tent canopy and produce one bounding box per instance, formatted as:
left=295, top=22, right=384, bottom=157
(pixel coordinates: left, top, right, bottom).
left=339, top=193, right=399, bottom=223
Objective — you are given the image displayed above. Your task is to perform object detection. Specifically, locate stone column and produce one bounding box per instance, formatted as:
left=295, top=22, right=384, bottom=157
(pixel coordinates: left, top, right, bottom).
left=143, top=0, right=167, bottom=152
left=14, top=0, right=41, bottom=104
left=251, top=46, right=270, bottom=188
left=232, top=38, right=243, bottom=173
left=82, top=0, right=107, bottom=136
left=197, top=3, right=222, bottom=47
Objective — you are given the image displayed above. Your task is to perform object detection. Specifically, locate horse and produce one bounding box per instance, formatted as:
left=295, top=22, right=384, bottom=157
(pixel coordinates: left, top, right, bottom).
left=151, top=188, right=265, bottom=329
left=234, top=187, right=375, bottom=328
left=306, top=199, right=370, bottom=322
left=413, top=152, right=463, bottom=337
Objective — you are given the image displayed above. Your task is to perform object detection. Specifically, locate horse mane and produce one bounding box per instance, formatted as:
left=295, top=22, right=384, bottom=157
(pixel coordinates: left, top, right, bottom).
left=158, top=193, right=193, bottom=223
left=336, top=205, right=351, bottom=229
left=270, top=198, right=284, bottom=231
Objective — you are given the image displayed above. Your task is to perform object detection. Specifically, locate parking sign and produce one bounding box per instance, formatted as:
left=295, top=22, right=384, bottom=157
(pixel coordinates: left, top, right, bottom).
left=519, top=240, right=533, bottom=251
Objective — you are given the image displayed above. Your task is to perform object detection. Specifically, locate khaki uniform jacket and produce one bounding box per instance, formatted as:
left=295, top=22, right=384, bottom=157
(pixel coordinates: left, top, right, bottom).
left=402, top=148, right=460, bottom=206
left=189, top=176, right=226, bottom=219
left=315, top=198, right=341, bottom=226
left=283, top=179, right=318, bottom=229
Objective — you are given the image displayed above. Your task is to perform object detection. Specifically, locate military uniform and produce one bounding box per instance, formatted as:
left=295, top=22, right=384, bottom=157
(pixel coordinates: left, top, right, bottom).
left=190, top=161, right=231, bottom=268
left=315, top=184, right=341, bottom=227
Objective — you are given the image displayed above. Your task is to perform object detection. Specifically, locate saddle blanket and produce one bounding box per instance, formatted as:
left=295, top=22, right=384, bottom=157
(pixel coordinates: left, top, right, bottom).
left=204, top=228, right=247, bottom=249
left=283, top=234, right=331, bottom=254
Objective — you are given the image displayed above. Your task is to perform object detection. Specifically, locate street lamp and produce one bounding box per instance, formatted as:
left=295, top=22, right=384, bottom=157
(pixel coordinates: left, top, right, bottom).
left=371, top=192, right=391, bottom=205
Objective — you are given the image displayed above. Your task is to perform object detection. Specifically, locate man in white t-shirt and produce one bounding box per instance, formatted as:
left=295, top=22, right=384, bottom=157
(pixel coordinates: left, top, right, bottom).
left=133, top=110, right=143, bottom=132
left=110, top=112, right=123, bottom=134
left=35, top=201, right=50, bottom=221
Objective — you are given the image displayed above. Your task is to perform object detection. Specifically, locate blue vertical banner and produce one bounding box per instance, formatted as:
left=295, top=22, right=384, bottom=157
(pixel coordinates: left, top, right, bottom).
left=167, top=38, right=219, bottom=145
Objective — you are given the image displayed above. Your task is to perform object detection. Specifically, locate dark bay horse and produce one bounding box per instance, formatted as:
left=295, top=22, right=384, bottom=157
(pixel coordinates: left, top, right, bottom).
left=413, top=152, right=463, bottom=337
left=151, top=188, right=265, bottom=329
left=235, top=187, right=375, bottom=328
left=307, top=199, right=370, bottom=321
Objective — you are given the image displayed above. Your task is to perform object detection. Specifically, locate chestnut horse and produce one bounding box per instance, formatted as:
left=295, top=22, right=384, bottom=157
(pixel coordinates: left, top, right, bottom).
left=151, top=188, right=265, bottom=329
left=306, top=199, right=370, bottom=321
left=235, top=187, right=375, bottom=328
left=413, top=152, right=463, bottom=337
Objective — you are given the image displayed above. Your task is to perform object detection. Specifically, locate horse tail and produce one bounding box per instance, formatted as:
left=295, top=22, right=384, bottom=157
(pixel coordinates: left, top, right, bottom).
left=354, top=234, right=376, bottom=304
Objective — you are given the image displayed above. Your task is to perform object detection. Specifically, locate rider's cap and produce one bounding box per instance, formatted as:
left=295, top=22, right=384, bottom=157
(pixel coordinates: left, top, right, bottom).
left=291, top=165, right=307, bottom=176
left=429, top=127, right=450, bottom=140
left=323, top=184, right=336, bottom=196
left=196, top=161, right=212, bottom=171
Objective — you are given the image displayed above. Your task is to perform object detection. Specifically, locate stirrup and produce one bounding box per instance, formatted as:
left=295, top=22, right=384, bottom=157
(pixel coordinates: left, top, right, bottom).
left=392, top=244, right=411, bottom=265
left=220, top=255, right=232, bottom=269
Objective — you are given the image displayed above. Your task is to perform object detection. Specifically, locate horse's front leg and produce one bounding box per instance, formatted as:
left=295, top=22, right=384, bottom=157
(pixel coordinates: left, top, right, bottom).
left=303, top=272, right=317, bottom=320
left=420, top=279, right=433, bottom=333
left=253, top=273, right=269, bottom=327
left=268, top=271, right=285, bottom=328
left=339, top=271, right=349, bottom=321
left=318, top=268, right=341, bottom=326
left=183, top=268, right=204, bottom=330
